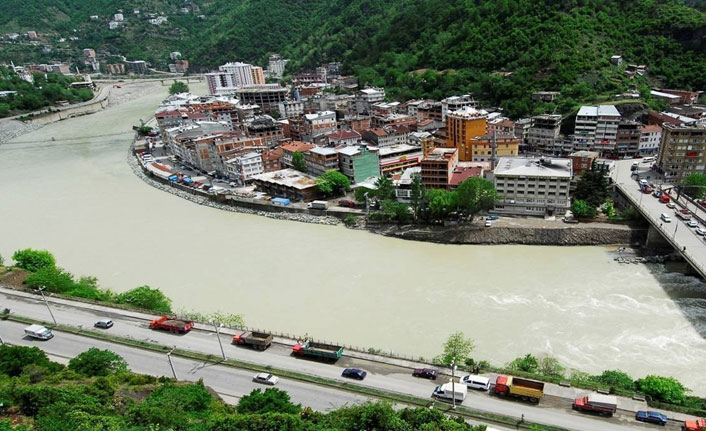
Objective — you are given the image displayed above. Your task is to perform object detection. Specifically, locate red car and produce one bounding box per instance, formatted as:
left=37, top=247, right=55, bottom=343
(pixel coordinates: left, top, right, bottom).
left=339, top=199, right=357, bottom=208
left=412, top=368, right=438, bottom=380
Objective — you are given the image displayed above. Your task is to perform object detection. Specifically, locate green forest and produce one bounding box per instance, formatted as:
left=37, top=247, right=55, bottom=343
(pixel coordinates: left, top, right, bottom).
left=0, top=344, right=487, bottom=431
left=2, top=0, right=706, bottom=116
left=0, top=67, right=92, bottom=117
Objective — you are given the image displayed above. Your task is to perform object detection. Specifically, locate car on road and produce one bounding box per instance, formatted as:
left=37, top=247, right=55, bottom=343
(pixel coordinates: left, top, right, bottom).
left=341, top=368, right=367, bottom=380
left=660, top=213, right=672, bottom=223
left=635, top=410, right=668, bottom=426
left=412, top=368, right=438, bottom=380
left=252, top=373, right=279, bottom=385
left=687, top=220, right=699, bottom=228
left=338, top=199, right=357, bottom=208
left=666, top=203, right=676, bottom=209
left=696, top=228, right=706, bottom=236
left=94, top=318, right=114, bottom=329
left=486, top=215, right=499, bottom=221
left=563, top=217, right=579, bottom=224
left=652, top=190, right=663, bottom=198
left=485, top=220, right=492, bottom=227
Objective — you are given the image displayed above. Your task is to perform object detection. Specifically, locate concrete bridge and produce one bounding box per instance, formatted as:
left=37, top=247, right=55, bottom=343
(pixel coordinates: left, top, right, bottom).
left=611, top=159, right=706, bottom=279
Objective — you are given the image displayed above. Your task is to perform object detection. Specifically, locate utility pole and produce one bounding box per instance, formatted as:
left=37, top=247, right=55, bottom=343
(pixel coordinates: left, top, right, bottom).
left=166, top=350, right=178, bottom=379
left=37, top=286, right=57, bottom=326
left=212, top=321, right=226, bottom=360
left=451, top=358, right=457, bottom=410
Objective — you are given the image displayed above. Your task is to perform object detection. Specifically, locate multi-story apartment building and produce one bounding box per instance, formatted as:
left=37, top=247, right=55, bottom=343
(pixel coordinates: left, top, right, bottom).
left=251, top=66, right=266, bottom=85
left=326, top=129, right=361, bottom=147
left=657, top=123, right=706, bottom=181
left=421, top=148, right=458, bottom=189
left=356, top=87, right=385, bottom=114
left=244, top=116, right=284, bottom=148
left=568, top=151, right=599, bottom=177
left=267, top=54, right=289, bottom=79
left=468, top=134, right=520, bottom=164
left=639, top=125, right=662, bottom=156
left=378, top=144, right=423, bottom=175
left=371, top=113, right=415, bottom=129
left=305, top=146, right=339, bottom=176
left=280, top=141, right=316, bottom=169
left=409, top=131, right=435, bottom=157
left=205, top=62, right=256, bottom=95
left=225, top=152, right=264, bottom=183
left=441, top=95, right=477, bottom=121
left=615, top=120, right=641, bottom=157
left=573, top=105, right=621, bottom=153
left=261, top=148, right=283, bottom=173
left=526, top=114, right=562, bottom=154
left=514, top=118, right=533, bottom=150
left=363, top=126, right=409, bottom=147
left=278, top=100, right=305, bottom=118
left=491, top=157, right=572, bottom=217
left=487, top=118, right=516, bottom=137
left=234, top=85, right=288, bottom=113
left=337, top=145, right=380, bottom=184
left=446, top=106, right=488, bottom=161
left=302, top=111, right=337, bottom=143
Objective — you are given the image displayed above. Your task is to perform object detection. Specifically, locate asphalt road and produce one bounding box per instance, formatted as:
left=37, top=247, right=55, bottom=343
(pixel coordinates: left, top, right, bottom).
left=0, top=288, right=683, bottom=431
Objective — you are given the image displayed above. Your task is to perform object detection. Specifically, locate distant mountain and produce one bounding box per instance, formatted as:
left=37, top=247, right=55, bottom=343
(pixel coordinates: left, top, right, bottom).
left=2, top=0, right=706, bottom=117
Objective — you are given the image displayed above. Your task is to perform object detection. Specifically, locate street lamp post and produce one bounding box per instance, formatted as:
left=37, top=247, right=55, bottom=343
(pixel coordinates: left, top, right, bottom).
left=37, top=286, right=57, bottom=326
left=451, top=358, right=457, bottom=410
left=166, top=349, right=178, bottom=379
left=212, top=321, right=226, bottom=361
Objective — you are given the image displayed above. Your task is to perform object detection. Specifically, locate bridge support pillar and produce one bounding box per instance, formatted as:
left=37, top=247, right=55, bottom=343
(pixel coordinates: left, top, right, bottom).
left=645, top=225, right=672, bottom=250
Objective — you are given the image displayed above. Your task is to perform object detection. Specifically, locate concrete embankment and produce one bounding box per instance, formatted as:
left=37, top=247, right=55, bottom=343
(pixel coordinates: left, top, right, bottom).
left=369, top=222, right=646, bottom=246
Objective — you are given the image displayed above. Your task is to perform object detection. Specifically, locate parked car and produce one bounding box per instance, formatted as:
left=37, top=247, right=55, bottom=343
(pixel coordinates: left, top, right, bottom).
left=652, top=190, right=663, bottom=198
left=461, top=375, right=491, bottom=391
left=485, top=220, right=492, bottom=227
left=94, top=318, right=114, bottom=329
left=563, top=217, right=579, bottom=224
left=687, top=220, right=699, bottom=228
left=696, top=228, right=706, bottom=236
left=252, top=373, right=279, bottom=385
left=635, top=410, right=668, bottom=426
left=338, top=199, right=357, bottom=208
left=412, top=368, right=438, bottom=380
left=486, top=215, right=499, bottom=221
left=342, top=368, right=367, bottom=380
left=666, top=203, right=676, bottom=209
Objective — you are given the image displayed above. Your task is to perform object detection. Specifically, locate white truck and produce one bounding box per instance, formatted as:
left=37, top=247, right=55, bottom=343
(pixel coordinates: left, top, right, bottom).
left=307, top=200, right=328, bottom=210
left=432, top=382, right=467, bottom=402
left=24, top=324, right=53, bottom=340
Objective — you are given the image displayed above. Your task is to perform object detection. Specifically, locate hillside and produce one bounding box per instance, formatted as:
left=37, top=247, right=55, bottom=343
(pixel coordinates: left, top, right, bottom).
left=2, top=0, right=706, bottom=116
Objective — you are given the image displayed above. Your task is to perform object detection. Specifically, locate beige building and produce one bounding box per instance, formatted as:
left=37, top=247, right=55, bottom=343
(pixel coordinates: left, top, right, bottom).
left=656, top=123, right=706, bottom=181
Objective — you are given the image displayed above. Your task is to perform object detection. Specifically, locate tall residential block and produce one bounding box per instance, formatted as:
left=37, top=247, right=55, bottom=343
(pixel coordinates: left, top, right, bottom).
left=526, top=114, right=562, bottom=154
left=445, top=107, right=487, bottom=161
left=657, top=123, right=706, bottom=181
left=573, top=105, right=620, bottom=153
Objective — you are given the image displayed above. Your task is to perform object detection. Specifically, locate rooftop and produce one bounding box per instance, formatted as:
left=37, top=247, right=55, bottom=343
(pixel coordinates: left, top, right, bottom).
left=280, top=141, right=316, bottom=153
left=309, top=146, right=338, bottom=156
left=494, top=157, right=572, bottom=178
left=378, top=144, right=422, bottom=156
left=450, top=165, right=484, bottom=186
left=326, top=129, right=361, bottom=140
left=252, top=168, right=318, bottom=190
left=447, top=106, right=488, bottom=119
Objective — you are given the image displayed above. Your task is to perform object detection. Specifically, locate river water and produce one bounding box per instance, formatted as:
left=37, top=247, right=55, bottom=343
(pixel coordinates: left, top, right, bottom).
left=1, top=82, right=705, bottom=394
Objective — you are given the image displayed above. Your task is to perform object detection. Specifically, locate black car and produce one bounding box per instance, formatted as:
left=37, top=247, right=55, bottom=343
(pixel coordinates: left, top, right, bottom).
left=412, top=368, right=438, bottom=380
left=342, top=368, right=367, bottom=380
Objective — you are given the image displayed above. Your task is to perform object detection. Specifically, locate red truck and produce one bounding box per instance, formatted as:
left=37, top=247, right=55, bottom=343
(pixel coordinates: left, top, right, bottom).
left=660, top=194, right=670, bottom=204
left=572, top=393, right=617, bottom=417
left=683, top=418, right=706, bottom=431
left=149, top=316, right=195, bottom=333
left=232, top=331, right=273, bottom=350
left=493, top=375, right=544, bottom=403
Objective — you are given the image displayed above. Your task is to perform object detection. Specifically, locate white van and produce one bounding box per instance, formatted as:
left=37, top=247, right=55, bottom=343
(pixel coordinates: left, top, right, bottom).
left=24, top=324, right=53, bottom=340
left=461, top=375, right=491, bottom=391
left=660, top=213, right=672, bottom=223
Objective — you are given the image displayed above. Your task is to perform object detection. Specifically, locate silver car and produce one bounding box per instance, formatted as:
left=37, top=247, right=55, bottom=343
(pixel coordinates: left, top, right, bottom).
left=253, top=373, right=279, bottom=385
left=94, top=318, right=114, bottom=329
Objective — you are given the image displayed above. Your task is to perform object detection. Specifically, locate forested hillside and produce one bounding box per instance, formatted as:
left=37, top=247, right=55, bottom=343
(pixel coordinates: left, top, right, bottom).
left=2, top=0, right=706, bottom=116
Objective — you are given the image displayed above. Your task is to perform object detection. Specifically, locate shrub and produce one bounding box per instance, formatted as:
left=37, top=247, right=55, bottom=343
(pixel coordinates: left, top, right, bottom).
left=592, top=370, right=634, bottom=391
left=237, top=388, right=300, bottom=415
left=0, top=345, right=57, bottom=377
left=508, top=354, right=539, bottom=373
left=115, top=285, right=172, bottom=312
left=12, top=248, right=55, bottom=272
left=68, top=349, right=128, bottom=377
left=636, top=375, right=688, bottom=405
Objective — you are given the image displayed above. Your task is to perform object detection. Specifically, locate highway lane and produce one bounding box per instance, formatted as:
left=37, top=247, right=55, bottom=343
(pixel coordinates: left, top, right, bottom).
left=0, top=288, right=674, bottom=431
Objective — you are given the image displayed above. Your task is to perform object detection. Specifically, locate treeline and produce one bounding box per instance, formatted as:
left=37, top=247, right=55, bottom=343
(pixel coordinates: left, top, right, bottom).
left=0, top=67, right=92, bottom=118
left=0, top=344, right=487, bottom=431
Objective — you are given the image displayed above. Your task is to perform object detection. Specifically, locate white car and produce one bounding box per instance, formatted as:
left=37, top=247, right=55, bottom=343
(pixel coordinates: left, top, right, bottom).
left=666, top=203, right=676, bottom=209
left=687, top=220, right=699, bottom=228
left=253, top=373, right=279, bottom=385
left=696, top=228, right=706, bottom=236
left=485, top=220, right=492, bottom=227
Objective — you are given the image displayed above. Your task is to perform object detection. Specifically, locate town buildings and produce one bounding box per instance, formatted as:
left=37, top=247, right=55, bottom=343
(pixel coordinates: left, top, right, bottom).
left=491, top=157, right=572, bottom=216
left=234, top=85, right=288, bottom=113
left=337, top=145, right=381, bottom=183
left=441, top=95, right=477, bottom=121
left=356, top=87, right=385, bottom=114
left=225, top=152, right=264, bottom=183
left=421, top=148, right=458, bottom=189
left=252, top=169, right=321, bottom=201
left=445, top=106, right=488, bottom=160
left=305, top=146, right=339, bottom=176
left=569, top=151, right=599, bottom=177
left=657, top=123, right=706, bottom=181
left=573, top=105, right=621, bottom=153
left=526, top=114, right=562, bottom=154
left=639, top=125, right=662, bottom=156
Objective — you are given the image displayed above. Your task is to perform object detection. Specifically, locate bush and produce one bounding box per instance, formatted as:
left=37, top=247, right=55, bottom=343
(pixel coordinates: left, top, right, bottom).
left=12, top=248, right=56, bottom=272
left=128, top=382, right=214, bottom=429
left=592, top=370, right=634, bottom=391
left=508, top=354, right=539, bottom=373
left=636, top=375, right=688, bottom=405
left=24, top=266, right=75, bottom=293
left=344, top=214, right=358, bottom=227
left=0, top=345, right=57, bottom=377
left=68, top=348, right=128, bottom=377
left=538, top=356, right=565, bottom=378
left=115, top=285, right=172, bottom=312
left=0, top=253, right=4, bottom=266
left=238, top=388, right=300, bottom=415
left=571, top=199, right=596, bottom=219
left=315, top=170, right=351, bottom=196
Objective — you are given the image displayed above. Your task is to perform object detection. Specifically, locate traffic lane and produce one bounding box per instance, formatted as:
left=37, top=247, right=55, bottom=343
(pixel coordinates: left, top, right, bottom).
left=0, top=320, right=369, bottom=411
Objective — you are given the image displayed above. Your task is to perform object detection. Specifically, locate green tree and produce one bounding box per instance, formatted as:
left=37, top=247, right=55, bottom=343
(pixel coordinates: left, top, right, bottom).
left=11, top=248, right=56, bottom=272
left=380, top=199, right=411, bottom=223
left=409, top=173, right=425, bottom=221
left=374, top=175, right=395, bottom=201
left=571, top=199, right=597, bottom=218
left=292, top=151, right=307, bottom=173
left=508, top=354, right=539, bottom=373
left=0, top=345, right=57, bottom=377
left=425, top=189, right=457, bottom=221
left=636, top=375, right=688, bottom=404
left=115, top=285, right=172, bottom=312
left=538, top=356, right=565, bottom=378
left=455, top=177, right=498, bottom=221
left=574, top=168, right=609, bottom=208
left=0, top=253, right=4, bottom=266
left=316, top=170, right=350, bottom=197
left=237, top=388, right=301, bottom=415
left=435, top=332, right=475, bottom=366
left=681, top=173, right=706, bottom=200
left=68, top=348, right=128, bottom=377
left=592, top=370, right=635, bottom=391
left=168, top=81, right=189, bottom=94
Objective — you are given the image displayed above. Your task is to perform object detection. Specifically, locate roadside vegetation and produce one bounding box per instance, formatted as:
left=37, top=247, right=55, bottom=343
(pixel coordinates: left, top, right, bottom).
left=0, top=66, right=93, bottom=118
left=681, top=173, right=706, bottom=200
left=1, top=248, right=243, bottom=325
left=0, top=344, right=488, bottom=431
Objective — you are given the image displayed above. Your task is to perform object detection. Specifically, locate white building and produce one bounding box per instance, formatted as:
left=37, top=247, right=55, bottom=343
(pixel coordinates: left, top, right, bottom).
left=573, top=105, right=621, bottom=152
left=205, top=62, right=256, bottom=95
left=267, top=54, right=289, bottom=79
left=113, top=13, right=124, bottom=21
left=441, top=95, right=477, bottom=121
left=278, top=100, right=304, bottom=118
left=639, top=125, right=662, bottom=156
left=225, top=152, right=264, bottom=183
left=356, top=87, right=385, bottom=114
left=108, top=21, right=119, bottom=30
left=491, top=157, right=572, bottom=217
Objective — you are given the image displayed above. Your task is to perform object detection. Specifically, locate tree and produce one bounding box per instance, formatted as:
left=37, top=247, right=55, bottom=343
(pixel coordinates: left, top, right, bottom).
left=508, top=354, right=539, bottom=373
left=425, top=189, right=457, bottom=221
left=571, top=199, right=596, bottom=218
left=636, top=375, right=688, bottom=404
left=538, top=356, right=565, bottom=378
left=12, top=248, right=56, bottom=272
left=592, top=370, right=635, bottom=391
left=374, top=176, right=395, bottom=201
left=409, top=173, right=425, bottom=221
left=115, top=285, right=172, bottom=312
left=435, top=332, right=475, bottom=366
left=292, top=151, right=307, bottom=173
left=574, top=168, right=609, bottom=208
left=68, top=348, right=128, bottom=376
left=316, top=170, right=350, bottom=197
left=455, top=177, right=498, bottom=221
left=0, top=345, right=57, bottom=377
left=380, top=199, right=411, bottom=223
left=168, top=81, right=189, bottom=94
left=681, top=173, right=706, bottom=200
left=237, top=388, right=301, bottom=415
